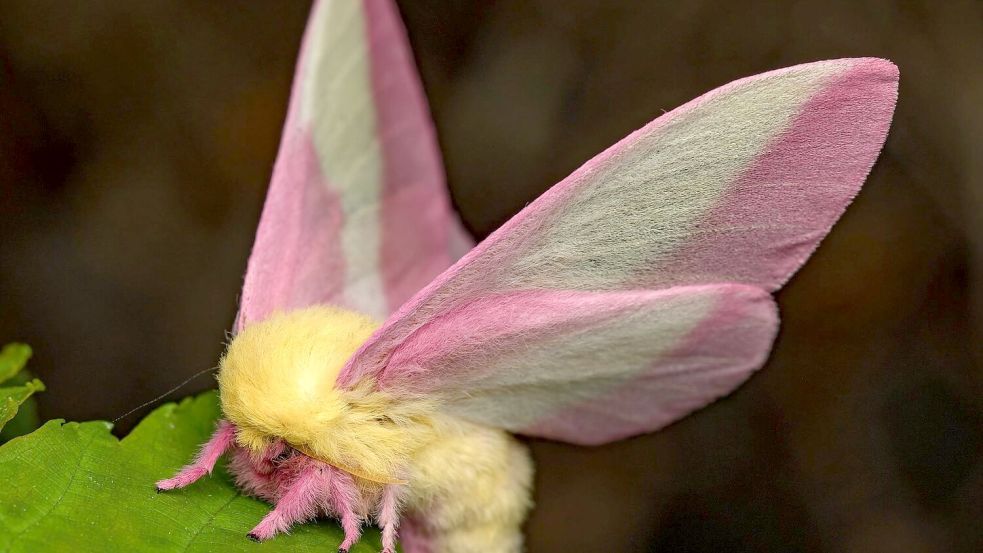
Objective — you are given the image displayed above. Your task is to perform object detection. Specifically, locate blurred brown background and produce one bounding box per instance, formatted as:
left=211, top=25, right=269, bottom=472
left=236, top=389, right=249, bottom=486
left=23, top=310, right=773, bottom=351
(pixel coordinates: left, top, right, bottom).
left=0, top=1, right=980, bottom=552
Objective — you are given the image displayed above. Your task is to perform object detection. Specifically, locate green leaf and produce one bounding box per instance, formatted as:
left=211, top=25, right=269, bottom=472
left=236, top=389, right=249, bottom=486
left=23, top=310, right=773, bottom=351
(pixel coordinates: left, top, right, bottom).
left=0, top=379, right=45, bottom=430
left=0, top=392, right=383, bottom=552
left=0, top=343, right=43, bottom=438
left=0, top=370, right=42, bottom=442
left=0, top=343, right=32, bottom=383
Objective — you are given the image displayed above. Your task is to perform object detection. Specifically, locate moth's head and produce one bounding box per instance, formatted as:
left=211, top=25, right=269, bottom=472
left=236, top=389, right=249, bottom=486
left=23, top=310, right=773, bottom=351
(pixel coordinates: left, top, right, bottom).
left=217, top=306, right=378, bottom=453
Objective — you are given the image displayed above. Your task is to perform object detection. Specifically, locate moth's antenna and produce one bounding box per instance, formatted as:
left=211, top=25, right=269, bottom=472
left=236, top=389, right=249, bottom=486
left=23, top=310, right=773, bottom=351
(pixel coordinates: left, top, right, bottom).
left=112, top=365, right=219, bottom=424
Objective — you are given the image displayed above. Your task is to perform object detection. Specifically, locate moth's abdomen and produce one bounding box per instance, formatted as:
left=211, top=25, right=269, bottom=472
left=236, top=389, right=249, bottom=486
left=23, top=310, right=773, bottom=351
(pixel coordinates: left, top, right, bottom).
left=403, top=417, right=534, bottom=553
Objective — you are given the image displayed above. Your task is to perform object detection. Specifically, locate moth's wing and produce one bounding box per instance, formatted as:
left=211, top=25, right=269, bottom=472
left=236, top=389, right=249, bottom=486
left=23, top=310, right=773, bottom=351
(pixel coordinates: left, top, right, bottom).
left=341, top=58, right=897, bottom=376
left=338, top=58, right=898, bottom=442
left=376, top=285, right=776, bottom=444
left=236, top=0, right=469, bottom=329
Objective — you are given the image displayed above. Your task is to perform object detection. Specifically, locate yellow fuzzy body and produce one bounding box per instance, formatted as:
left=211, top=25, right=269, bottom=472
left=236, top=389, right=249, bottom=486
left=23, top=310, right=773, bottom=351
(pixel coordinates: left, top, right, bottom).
left=218, top=306, right=534, bottom=552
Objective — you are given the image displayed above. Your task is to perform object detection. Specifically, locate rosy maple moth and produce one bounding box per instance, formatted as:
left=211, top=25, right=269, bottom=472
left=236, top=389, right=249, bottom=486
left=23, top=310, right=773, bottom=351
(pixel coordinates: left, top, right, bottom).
left=156, top=1, right=899, bottom=552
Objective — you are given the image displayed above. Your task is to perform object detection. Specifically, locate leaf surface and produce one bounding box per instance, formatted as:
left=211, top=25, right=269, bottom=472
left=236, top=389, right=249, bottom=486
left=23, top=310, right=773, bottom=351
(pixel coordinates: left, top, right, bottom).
left=0, top=343, right=31, bottom=383
left=0, top=343, right=43, bottom=439
left=0, top=392, right=383, bottom=552
left=0, top=379, right=44, bottom=431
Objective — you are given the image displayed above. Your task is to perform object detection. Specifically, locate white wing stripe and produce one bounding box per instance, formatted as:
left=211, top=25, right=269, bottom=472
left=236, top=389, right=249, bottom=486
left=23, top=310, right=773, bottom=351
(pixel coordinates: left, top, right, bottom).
left=431, top=291, right=717, bottom=429
left=301, top=0, right=387, bottom=318
left=507, top=61, right=848, bottom=291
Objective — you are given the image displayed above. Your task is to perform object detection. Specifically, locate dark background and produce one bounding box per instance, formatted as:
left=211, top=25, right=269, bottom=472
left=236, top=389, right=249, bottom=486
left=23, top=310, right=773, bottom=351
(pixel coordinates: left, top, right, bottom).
left=1, top=1, right=980, bottom=551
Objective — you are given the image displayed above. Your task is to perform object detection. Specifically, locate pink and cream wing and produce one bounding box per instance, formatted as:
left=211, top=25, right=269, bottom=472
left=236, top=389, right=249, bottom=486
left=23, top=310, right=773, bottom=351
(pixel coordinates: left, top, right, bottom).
left=381, top=285, right=778, bottom=444
left=340, top=57, right=899, bottom=388
left=236, top=0, right=469, bottom=330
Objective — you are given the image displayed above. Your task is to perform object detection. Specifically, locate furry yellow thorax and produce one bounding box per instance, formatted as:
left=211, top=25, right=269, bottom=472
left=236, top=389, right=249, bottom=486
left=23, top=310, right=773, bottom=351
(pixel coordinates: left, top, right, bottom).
left=218, top=306, right=437, bottom=484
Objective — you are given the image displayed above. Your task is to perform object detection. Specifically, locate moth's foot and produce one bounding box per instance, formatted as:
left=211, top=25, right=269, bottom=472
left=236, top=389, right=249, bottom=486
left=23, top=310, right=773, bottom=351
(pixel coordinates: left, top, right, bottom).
left=339, top=531, right=361, bottom=552
left=247, top=521, right=279, bottom=542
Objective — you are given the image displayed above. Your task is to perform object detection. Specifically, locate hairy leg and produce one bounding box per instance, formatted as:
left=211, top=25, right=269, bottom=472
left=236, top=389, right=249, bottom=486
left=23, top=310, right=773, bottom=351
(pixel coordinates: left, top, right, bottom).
left=156, top=419, right=235, bottom=491
left=377, top=484, right=403, bottom=553
left=247, top=462, right=325, bottom=541
left=325, top=468, right=363, bottom=553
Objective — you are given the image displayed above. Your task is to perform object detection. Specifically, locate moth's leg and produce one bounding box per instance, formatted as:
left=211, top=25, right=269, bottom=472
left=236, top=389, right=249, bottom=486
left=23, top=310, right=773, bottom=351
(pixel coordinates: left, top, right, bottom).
left=377, top=484, right=404, bottom=553
left=156, top=419, right=235, bottom=491
left=247, top=464, right=323, bottom=541
left=326, top=469, right=362, bottom=553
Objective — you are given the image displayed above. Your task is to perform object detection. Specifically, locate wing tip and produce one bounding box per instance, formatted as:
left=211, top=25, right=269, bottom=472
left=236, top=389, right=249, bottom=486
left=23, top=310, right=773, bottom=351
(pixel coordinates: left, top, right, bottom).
left=775, top=56, right=898, bottom=80
left=757, top=57, right=899, bottom=292
left=849, top=57, right=899, bottom=80
left=843, top=57, right=900, bottom=108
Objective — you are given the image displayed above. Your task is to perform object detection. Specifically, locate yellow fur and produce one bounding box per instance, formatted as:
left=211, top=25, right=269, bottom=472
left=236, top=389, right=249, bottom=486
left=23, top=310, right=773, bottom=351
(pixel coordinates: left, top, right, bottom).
left=407, top=414, right=533, bottom=553
left=218, top=306, right=534, bottom=551
left=219, top=307, right=435, bottom=482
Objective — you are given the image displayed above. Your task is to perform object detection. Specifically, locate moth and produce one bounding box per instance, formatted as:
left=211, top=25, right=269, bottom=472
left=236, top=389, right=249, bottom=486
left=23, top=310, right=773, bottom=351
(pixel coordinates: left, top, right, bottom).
left=155, top=1, right=899, bottom=552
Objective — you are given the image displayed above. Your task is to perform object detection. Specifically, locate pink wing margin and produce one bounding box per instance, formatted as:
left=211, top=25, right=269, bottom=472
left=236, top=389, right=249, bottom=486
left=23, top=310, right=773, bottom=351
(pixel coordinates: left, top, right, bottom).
left=236, top=0, right=469, bottom=330
left=338, top=58, right=898, bottom=444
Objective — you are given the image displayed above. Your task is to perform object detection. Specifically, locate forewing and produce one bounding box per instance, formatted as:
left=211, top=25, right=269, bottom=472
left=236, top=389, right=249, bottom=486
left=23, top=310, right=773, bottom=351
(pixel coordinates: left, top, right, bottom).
left=236, top=0, right=469, bottom=329
left=340, top=57, right=898, bottom=392
left=382, top=285, right=777, bottom=444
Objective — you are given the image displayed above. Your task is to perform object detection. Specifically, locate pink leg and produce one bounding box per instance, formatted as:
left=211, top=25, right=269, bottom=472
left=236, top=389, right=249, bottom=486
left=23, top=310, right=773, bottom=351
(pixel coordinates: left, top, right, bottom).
left=247, top=463, right=324, bottom=541
left=377, top=484, right=403, bottom=553
left=326, top=469, right=362, bottom=552
left=156, top=419, right=235, bottom=491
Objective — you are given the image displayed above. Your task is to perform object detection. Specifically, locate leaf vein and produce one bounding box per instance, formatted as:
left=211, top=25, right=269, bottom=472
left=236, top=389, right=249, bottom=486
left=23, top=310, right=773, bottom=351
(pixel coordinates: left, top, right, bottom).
left=4, top=428, right=98, bottom=551
left=180, top=492, right=241, bottom=553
